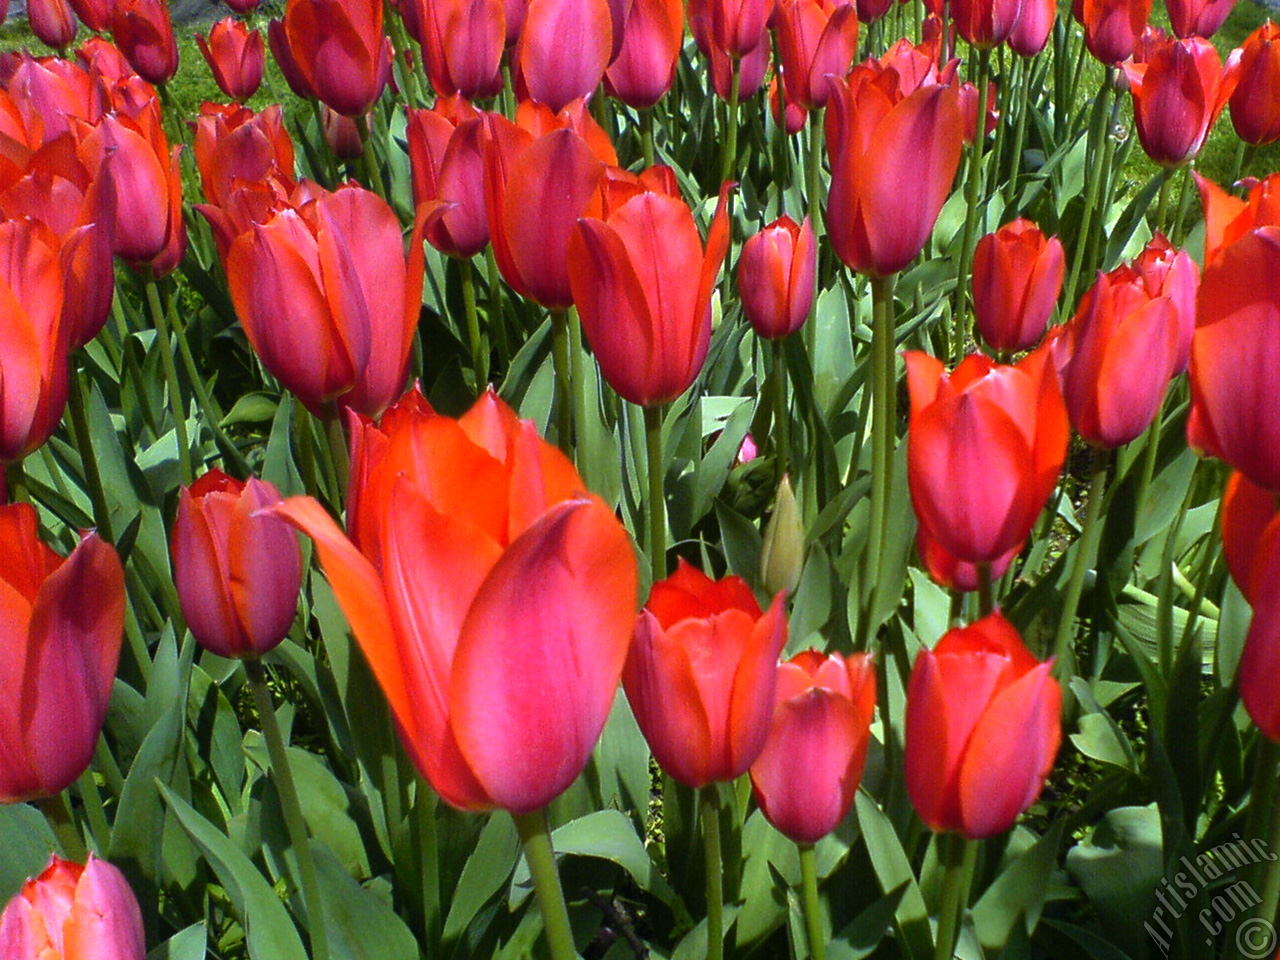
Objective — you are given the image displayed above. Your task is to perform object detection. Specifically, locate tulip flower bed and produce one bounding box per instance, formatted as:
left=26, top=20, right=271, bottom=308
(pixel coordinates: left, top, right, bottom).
left=6, top=0, right=1280, bottom=958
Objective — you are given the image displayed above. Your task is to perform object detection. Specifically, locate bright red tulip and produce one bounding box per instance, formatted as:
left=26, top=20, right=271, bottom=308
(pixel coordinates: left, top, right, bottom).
left=280, top=0, right=390, bottom=116
left=274, top=389, right=638, bottom=813
left=223, top=183, right=426, bottom=419
left=604, top=0, right=684, bottom=108
left=1079, top=0, right=1152, bottom=64
left=825, top=66, right=964, bottom=277
left=1188, top=225, right=1280, bottom=491
left=401, top=0, right=505, bottom=99
left=408, top=102, right=489, bottom=259
left=905, top=612, right=1060, bottom=838
left=1165, top=0, right=1233, bottom=38
left=1196, top=171, right=1280, bottom=268
left=2, top=54, right=106, bottom=149
left=952, top=0, right=1023, bottom=48
left=0, top=504, right=124, bottom=803
left=0, top=855, right=144, bottom=960
left=191, top=103, right=296, bottom=212
left=1123, top=36, right=1238, bottom=167
left=197, top=18, right=265, bottom=102
left=1010, top=0, right=1054, bottom=55
left=959, top=78, right=1001, bottom=144
left=625, top=560, right=787, bottom=788
left=749, top=650, right=876, bottom=844
left=172, top=470, right=302, bottom=660
left=972, top=219, right=1064, bottom=353
left=905, top=347, right=1068, bottom=564
left=570, top=181, right=732, bottom=407
left=1229, top=21, right=1280, bottom=146
left=516, top=0, right=612, bottom=112
left=67, top=0, right=110, bottom=31
left=28, top=0, right=77, bottom=49
left=776, top=0, right=859, bottom=110
left=739, top=214, right=816, bottom=340
left=111, top=0, right=179, bottom=85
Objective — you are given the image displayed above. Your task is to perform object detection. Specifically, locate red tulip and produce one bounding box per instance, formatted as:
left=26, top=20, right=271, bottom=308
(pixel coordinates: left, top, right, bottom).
left=825, top=66, right=964, bottom=277
left=770, top=75, right=809, bottom=134
left=192, top=103, right=296, bottom=212
left=1196, top=171, right=1280, bottom=269
left=1165, top=0, right=1233, bottom=38
left=1122, top=36, right=1238, bottom=168
left=280, top=0, right=390, bottom=116
left=959, top=78, right=1001, bottom=144
left=856, top=0, right=894, bottom=24
left=776, top=0, right=859, bottom=110
left=516, top=0, right=612, bottom=112
left=322, top=106, right=365, bottom=158
left=749, top=650, right=876, bottom=844
left=905, top=612, right=1060, bottom=838
left=28, top=0, right=77, bottom=49
left=905, top=347, right=1068, bottom=564
left=739, top=214, right=817, bottom=340
left=692, top=0, right=771, bottom=59
left=1188, top=225, right=1280, bottom=491
left=223, top=183, right=426, bottom=419
left=401, top=0, right=505, bottom=99
left=1079, top=0, right=1152, bottom=64
left=197, top=18, right=265, bottom=102
left=625, top=560, right=787, bottom=788
left=0, top=504, right=124, bottom=803
left=407, top=102, right=489, bottom=259
left=172, top=470, right=302, bottom=660
left=2, top=55, right=106, bottom=149
left=0, top=855, right=144, bottom=960
left=67, top=0, right=110, bottom=31
left=917, top=528, right=1020, bottom=593
left=227, top=0, right=261, bottom=12
left=1128, top=232, right=1199, bottom=372
left=952, top=0, right=1023, bottom=49
left=605, top=0, right=684, bottom=108
left=972, top=219, right=1064, bottom=353
left=1229, top=21, right=1280, bottom=146
left=569, top=180, right=732, bottom=407
left=1010, top=0, right=1055, bottom=55
left=111, top=0, right=179, bottom=85
left=274, top=389, right=638, bottom=813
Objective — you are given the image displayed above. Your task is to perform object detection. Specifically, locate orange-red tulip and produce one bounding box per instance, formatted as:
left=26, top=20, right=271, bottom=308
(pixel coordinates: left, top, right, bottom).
left=749, top=650, right=876, bottom=844
left=274, top=388, right=638, bottom=813
left=111, top=0, right=179, bottom=85
left=1229, top=21, right=1280, bottom=146
left=739, top=214, right=816, bottom=340
left=972, top=219, right=1064, bottom=353
left=1079, top=0, right=1152, bottom=64
left=191, top=103, right=296, bottom=212
left=0, top=855, right=144, bottom=960
left=1196, top=171, right=1280, bottom=269
left=569, top=180, right=732, bottom=407
left=1165, top=0, right=1234, bottom=38
left=172, top=470, right=302, bottom=660
left=408, top=102, right=489, bottom=259
left=905, top=612, right=1060, bottom=838
left=605, top=0, right=684, bottom=108
left=0, top=504, right=124, bottom=803
left=516, top=0, right=612, bottom=112
left=280, top=0, right=390, bottom=116
left=402, top=0, right=505, bottom=99
left=905, top=347, right=1068, bottom=564
left=28, top=0, right=77, bottom=49
left=776, top=0, right=859, bottom=110
left=197, top=17, right=265, bottom=102
left=625, top=560, right=787, bottom=788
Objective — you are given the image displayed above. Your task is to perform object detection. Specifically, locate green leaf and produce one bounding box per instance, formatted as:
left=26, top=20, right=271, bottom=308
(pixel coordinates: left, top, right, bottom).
left=146, top=923, right=207, bottom=960
left=313, top=844, right=419, bottom=960
left=443, top=814, right=521, bottom=944
left=972, top=823, right=1066, bottom=950
left=0, top=803, right=57, bottom=902
left=714, top=498, right=763, bottom=589
left=220, top=392, right=279, bottom=427
left=828, top=883, right=908, bottom=960
left=853, top=792, right=932, bottom=960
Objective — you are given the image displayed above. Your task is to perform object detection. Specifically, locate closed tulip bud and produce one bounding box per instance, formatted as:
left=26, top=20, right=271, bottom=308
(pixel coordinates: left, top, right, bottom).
left=401, top=0, right=505, bottom=99
left=197, top=18, right=264, bottom=102
left=906, top=347, right=1068, bottom=565
left=322, top=106, right=364, bottom=158
left=972, top=219, right=1064, bottom=353
left=761, top=476, right=806, bottom=597
left=1165, top=0, right=1233, bottom=38
left=739, top=215, right=816, bottom=340
left=856, top=0, right=894, bottom=24
left=1010, top=0, right=1055, bottom=55
left=0, top=504, right=124, bottom=803
left=776, top=0, right=859, bottom=111
left=905, top=613, right=1060, bottom=838
left=67, top=0, right=110, bottom=31
left=952, top=0, right=1023, bottom=49
left=959, top=78, right=1000, bottom=144
left=1229, top=21, right=1280, bottom=146
left=111, top=0, right=179, bottom=85
left=570, top=181, right=732, bottom=407
left=408, top=104, right=489, bottom=259
left=280, top=0, right=390, bottom=116
left=28, top=0, right=77, bottom=49
left=916, top=528, right=1020, bottom=593
left=0, top=855, right=144, bottom=960
left=1079, top=0, right=1152, bottom=64
left=770, top=75, right=809, bottom=134
left=516, top=0, right=613, bottom=112
left=689, top=0, right=771, bottom=97
left=274, top=388, right=638, bottom=813
left=625, top=560, right=788, bottom=788
left=1123, top=36, right=1238, bottom=168
left=749, top=651, right=876, bottom=844
left=604, top=0, right=684, bottom=108
left=172, top=471, right=302, bottom=660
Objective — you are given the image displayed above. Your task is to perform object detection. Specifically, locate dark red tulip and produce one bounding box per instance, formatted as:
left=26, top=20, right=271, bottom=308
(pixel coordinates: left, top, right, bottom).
left=28, top=0, right=77, bottom=49
left=67, top=0, right=110, bottom=31
left=1229, top=21, right=1280, bottom=146
left=1079, top=0, right=1152, bottom=64
left=952, top=0, right=1024, bottom=49
left=112, top=0, right=179, bottom=85
left=408, top=103, right=489, bottom=260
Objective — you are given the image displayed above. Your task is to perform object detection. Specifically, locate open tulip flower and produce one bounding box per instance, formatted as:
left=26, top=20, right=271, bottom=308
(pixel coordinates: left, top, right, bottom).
left=749, top=650, right=876, bottom=845
left=273, top=388, right=638, bottom=814
left=0, top=503, right=124, bottom=804
left=624, top=560, right=787, bottom=788
left=0, top=855, right=145, bottom=960
left=191, top=103, right=297, bottom=216
left=1196, top=170, right=1280, bottom=268
left=905, top=612, right=1061, bottom=839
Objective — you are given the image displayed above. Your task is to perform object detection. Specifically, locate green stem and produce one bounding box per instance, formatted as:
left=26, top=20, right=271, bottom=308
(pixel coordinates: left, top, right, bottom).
left=701, top=787, right=725, bottom=960
left=1156, top=458, right=1197, bottom=677
left=1232, top=738, right=1280, bottom=960
left=1051, top=447, right=1110, bottom=681
left=804, top=106, right=824, bottom=360
left=933, top=834, right=979, bottom=960
left=771, top=339, right=790, bottom=484
left=569, top=309, right=590, bottom=478
left=460, top=258, right=487, bottom=392
left=4, top=457, right=27, bottom=504
left=1236, top=142, right=1258, bottom=184
left=145, top=280, right=194, bottom=487
left=863, top=272, right=898, bottom=637
left=484, top=246, right=511, bottom=369
left=382, top=0, right=423, bottom=107
left=721, top=61, right=741, bottom=183
left=798, top=843, right=826, bottom=960
left=641, top=108, right=655, bottom=168
left=36, top=793, right=87, bottom=862
left=246, top=659, right=330, bottom=960
left=355, top=114, right=385, bottom=201
left=512, top=809, right=578, bottom=960
left=310, top=98, right=339, bottom=186
left=951, top=46, right=991, bottom=363
left=1062, top=78, right=1114, bottom=315
left=1005, top=57, right=1032, bottom=206
left=550, top=309, right=573, bottom=455
left=976, top=563, right=994, bottom=618
left=644, top=404, right=667, bottom=584
left=415, top=784, right=441, bottom=947
left=1154, top=168, right=1174, bottom=236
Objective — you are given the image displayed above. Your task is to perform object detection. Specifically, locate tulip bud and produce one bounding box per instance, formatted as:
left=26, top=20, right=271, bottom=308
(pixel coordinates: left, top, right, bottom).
left=197, top=17, right=265, bottom=102
left=739, top=215, right=816, bottom=340
left=0, top=855, right=145, bottom=960
left=1229, top=21, right=1280, bottom=146
left=67, top=0, right=110, bottom=31
left=972, top=218, right=1064, bottom=354
left=28, top=0, right=77, bottom=49
left=761, top=476, right=806, bottom=597
left=112, top=0, right=179, bottom=85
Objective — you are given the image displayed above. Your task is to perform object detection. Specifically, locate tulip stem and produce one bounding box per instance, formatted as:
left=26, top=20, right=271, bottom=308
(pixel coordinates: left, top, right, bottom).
left=145, top=280, right=194, bottom=487
left=976, top=563, right=994, bottom=618
left=513, top=809, right=579, bottom=960
left=246, top=659, right=331, bottom=960
left=798, top=843, right=826, bottom=960
left=1051, top=447, right=1110, bottom=682
left=551, top=309, right=573, bottom=455
left=933, top=834, right=978, bottom=960
left=771, top=339, right=790, bottom=483
left=862, top=271, right=898, bottom=639
left=460, top=258, right=488, bottom=392
left=721, top=61, right=741, bottom=182
left=1004, top=58, right=1032, bottom=206
left=641, top=109, right=655, bottom=168
left=644, top=403, right=667, bottom=583
left=35, top=793, right=87, bottom=863
left=569, top=310, right=591, bottom=481
left=951, top=46, right=990, bottom=364
left=355, top=114, right=385, bottom=201
left=1062, top=76, right=1114, bottom=316
left=486, top=247, right=511, bottom=370
left=1230, top=737, right=1280, bottom=960
left=806, top=107, right=824, bottom=241
left=701, top=787, right=726, bottom=960
left=3, top=458, right=27, bottom=504
left=1154, top=168, right=1174, bottom=236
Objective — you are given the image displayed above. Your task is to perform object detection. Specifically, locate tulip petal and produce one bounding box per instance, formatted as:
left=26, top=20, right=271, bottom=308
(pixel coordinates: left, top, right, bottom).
left=173, top=487, right=243, bottom=655
left=229, top=478, right=302, bottom=653
left=1092, top=298, right=1180, bottom=447
left=726, top=593, right=788, bottom=775
left=519, top=0, right=613, bottom=113
left=63, top=857, right=147, bottom=960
